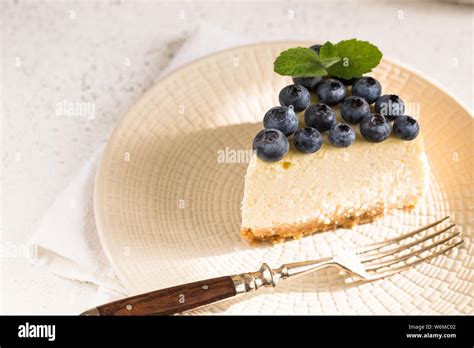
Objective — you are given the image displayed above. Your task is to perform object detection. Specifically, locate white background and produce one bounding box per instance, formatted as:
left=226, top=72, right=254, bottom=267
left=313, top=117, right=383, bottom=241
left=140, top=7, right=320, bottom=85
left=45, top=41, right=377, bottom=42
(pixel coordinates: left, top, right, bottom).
left=1, top=0, right=472, bottom=314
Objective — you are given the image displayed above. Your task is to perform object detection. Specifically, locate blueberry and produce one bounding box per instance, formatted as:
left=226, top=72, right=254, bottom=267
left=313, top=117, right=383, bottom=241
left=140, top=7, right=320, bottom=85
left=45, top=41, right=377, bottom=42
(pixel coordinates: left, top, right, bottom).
left=393, top=115, right=419, bottom=140
left=352, top=77, right=382, bottom=104
left=359, top=114, right=391, bottom=142
left=294, top=127, right=323, bottom=153
left=341, top=96, right=370, bottom=124
left=263, top=106, right=298, bottom=136
left=304, top=103, right=336, bottom=132
left=292, top=76, right=323, bottom=91
left=375, top=94, right=405, bottom=120
left=316, top=79, right=347, bottom=106
left=309, top=44, right=321, bottom=55
left=279, top=84, right=311, bottom=112
left=328, top=123, right=356, bottom=147
left=253, top=129, right=289, bottom=162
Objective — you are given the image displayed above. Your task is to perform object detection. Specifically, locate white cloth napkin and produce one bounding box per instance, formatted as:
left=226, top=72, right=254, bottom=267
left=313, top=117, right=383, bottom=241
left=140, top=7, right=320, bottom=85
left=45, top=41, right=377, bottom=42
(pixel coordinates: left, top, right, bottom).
left=31, top=22, right=252, bottom=304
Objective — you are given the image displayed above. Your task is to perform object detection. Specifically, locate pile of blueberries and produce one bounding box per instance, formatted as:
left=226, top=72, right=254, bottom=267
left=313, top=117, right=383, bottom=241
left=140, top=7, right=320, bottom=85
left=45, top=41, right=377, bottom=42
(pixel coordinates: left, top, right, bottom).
left=253, top=44, right=420, bottom=162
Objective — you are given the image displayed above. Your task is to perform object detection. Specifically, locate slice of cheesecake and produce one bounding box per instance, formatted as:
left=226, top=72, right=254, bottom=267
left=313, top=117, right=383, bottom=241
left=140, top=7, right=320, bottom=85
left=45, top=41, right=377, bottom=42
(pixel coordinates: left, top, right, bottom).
left=241, top=131, right=429, bottom=243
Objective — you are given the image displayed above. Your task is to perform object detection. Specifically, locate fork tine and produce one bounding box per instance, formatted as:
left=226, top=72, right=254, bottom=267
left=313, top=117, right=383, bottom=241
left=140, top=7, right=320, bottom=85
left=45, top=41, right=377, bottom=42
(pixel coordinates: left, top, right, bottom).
left=364, top=231, right=461, bottom=272
left=355, top=216, right=450, bottom=255
left=359, top=223, right=456, bottom=263
left=365, top=239, right=463, bottom=280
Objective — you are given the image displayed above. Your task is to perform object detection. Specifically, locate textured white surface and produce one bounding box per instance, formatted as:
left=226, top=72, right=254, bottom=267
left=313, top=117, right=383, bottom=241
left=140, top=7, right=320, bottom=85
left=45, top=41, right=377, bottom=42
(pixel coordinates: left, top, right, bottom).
left=1, top=0, right=473, bottom=314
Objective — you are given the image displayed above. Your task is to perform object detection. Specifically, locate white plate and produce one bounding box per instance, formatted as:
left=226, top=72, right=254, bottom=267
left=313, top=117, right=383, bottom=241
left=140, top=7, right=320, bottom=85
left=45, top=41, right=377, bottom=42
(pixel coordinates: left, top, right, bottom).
left=94, top=42, right=473, bottom=314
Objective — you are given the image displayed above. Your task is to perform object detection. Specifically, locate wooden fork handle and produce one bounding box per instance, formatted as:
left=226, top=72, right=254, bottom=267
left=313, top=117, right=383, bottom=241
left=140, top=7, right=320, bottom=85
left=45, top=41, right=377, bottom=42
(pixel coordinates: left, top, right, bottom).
left=81, top=263, right=278, bottom=316
left=82, top=276, right=237, bottom=316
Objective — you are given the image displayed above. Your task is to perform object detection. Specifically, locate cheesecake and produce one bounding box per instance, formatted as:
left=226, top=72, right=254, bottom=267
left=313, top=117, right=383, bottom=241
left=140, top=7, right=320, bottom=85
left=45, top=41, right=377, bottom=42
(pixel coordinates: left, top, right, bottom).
left=240, top=126, right=429, bottom=243
left=242, top=42, right=429, bottom=243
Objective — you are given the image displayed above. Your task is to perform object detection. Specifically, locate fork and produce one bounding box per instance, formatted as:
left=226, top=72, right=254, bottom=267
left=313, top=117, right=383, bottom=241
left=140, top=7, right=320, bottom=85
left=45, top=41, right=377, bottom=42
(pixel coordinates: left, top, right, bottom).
left=81, top=216, right=462, bottom=316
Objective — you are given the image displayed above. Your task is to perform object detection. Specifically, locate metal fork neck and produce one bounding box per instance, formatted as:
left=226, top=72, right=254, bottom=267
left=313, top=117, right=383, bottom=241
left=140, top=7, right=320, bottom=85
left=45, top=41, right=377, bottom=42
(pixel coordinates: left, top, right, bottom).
left=231, top=259, right=332, bottom=295
left=231, top=263, right=275, bottom=294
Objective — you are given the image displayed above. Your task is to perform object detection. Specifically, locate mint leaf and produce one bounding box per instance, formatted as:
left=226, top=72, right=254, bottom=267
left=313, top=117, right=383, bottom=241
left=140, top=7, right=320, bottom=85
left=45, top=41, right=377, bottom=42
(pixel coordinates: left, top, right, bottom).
left=319, top=39, right=382, bottom=79
left=274, top=47, right=327, bottom=77
left=273, top=40, right=383, bottom=79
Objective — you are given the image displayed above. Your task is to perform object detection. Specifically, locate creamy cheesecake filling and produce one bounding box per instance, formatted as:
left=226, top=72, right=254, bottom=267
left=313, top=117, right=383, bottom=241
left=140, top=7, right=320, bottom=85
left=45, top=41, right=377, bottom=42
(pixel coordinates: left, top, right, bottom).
left=241, top=133, right=429, bottom=242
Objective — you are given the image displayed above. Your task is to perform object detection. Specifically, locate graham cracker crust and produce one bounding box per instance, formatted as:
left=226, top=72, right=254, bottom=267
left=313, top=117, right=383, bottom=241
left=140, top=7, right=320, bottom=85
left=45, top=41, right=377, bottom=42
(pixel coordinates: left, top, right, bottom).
left=241, top=200, right=418, bottom=244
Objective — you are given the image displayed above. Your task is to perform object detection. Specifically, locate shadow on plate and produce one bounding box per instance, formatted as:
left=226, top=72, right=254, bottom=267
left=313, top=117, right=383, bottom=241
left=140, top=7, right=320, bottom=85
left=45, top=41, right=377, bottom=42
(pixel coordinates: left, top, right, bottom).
left=136, top=122, right=268, bottom=260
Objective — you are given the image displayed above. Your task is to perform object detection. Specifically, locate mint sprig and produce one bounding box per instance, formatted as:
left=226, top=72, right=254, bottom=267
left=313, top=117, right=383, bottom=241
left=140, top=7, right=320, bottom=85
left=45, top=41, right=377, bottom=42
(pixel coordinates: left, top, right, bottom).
left=274, top=39, right=382, bottom=79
